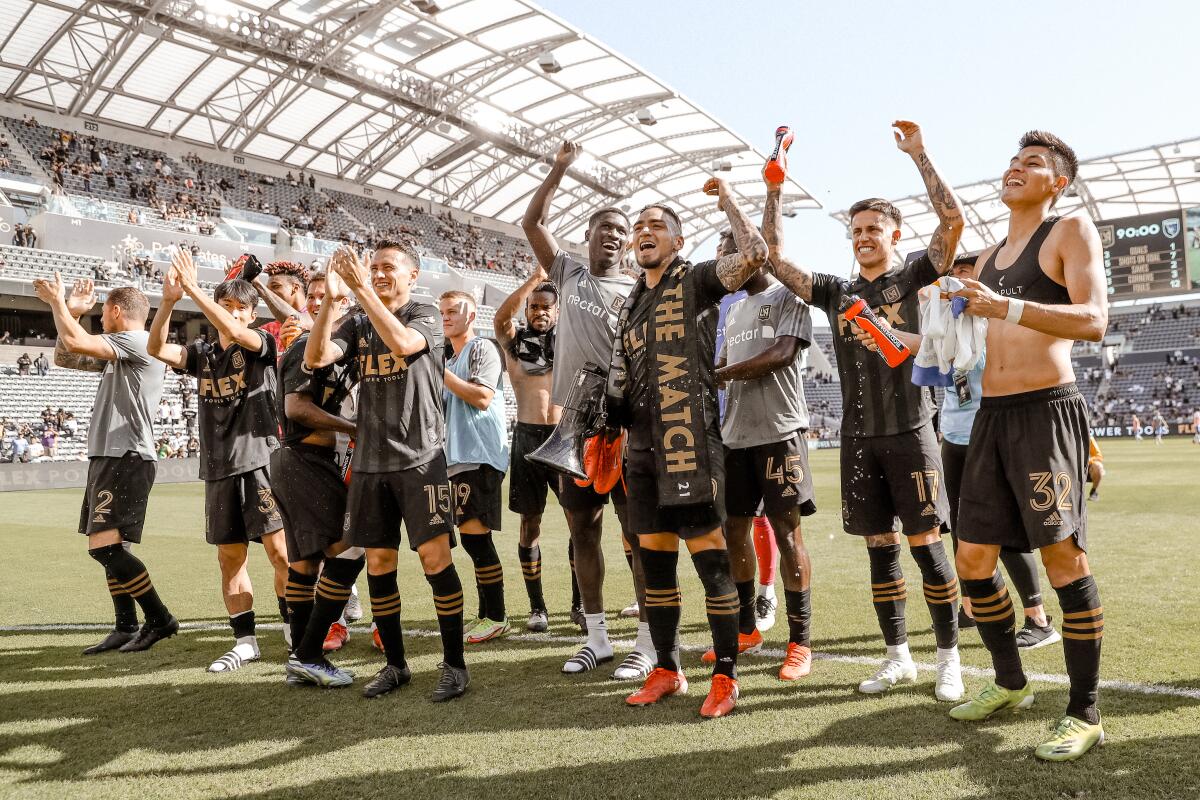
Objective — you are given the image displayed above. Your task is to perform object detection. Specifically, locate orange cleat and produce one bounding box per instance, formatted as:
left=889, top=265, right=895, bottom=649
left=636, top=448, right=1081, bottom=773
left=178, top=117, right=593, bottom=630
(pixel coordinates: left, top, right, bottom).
left=322, top=622, right=349, bottom=652
left=574, top=434, right=600, bottom=487
left=700, top=674, right=740, bottom=719
left=592, top=430, right=624, bottom=494
left=626, top=667, right=689, bottom=707
left=371, top=625, right=383, bottom=652
left=701, top=629, right=763, bottom=663
left=778, top=643, right=813, bottom=681
left=763, top=125, right=794, bottom=184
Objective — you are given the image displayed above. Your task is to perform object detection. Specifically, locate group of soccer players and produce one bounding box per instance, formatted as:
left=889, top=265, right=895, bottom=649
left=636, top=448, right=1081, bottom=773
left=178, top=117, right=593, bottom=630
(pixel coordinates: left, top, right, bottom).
left=38, top=118, right=1109, bottom=761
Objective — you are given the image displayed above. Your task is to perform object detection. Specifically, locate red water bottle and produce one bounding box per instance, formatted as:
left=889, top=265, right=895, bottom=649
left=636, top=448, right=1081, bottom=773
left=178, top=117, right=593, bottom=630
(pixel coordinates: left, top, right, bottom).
left=341, top=438, right=354, bottom=485
left=841, top=295, right=911, bottom=367
left=764, top=125, right=795, bottom=184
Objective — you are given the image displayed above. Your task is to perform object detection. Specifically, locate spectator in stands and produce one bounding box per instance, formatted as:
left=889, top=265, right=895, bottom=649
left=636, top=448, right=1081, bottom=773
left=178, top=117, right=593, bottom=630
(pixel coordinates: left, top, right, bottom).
left=0, top=133, right=8, bottom=150
left=10, top=432, right=28, bottom=463
left=187, top=436, right=200, bottom=458
left=16, top=352, right=31, bottom=375
left=62, top=412, right=77, bottom=438
left=0, top=331, right=10, bottom=344
left=33, top=352, right=49, bottom=376
left=27, top=434, right=44, bottom=461
left=42, top=427, right=57, bottom=459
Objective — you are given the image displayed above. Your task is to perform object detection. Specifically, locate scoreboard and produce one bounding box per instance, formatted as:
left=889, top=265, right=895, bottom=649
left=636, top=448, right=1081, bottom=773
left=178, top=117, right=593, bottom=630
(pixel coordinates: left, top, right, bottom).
left=1096, top=210, right=1189, bottom=298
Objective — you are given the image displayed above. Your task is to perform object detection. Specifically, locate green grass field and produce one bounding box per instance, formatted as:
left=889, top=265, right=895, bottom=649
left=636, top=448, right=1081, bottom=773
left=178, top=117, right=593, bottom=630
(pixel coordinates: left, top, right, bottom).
left=1, top=439, right=1198, bottom=800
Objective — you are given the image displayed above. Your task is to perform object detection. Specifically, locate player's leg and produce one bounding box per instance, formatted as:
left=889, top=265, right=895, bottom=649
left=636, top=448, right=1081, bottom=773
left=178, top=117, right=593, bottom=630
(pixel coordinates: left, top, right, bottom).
left=1039, top=537, right=1103, bottom=739
left=88, top=532, right=177, bottom=651
left=769, top=506, right=813, bottom=680
left=940, top=439, right=975, bottom=629
left=362, top=545, right=411, bottom=698
left=517, top=513, right=548, bottom=631
left=1087, top=460, right=1104, bottom=500
left=627, top=532, right=686, bottom=706
left=1001, top=548, right=1059, bottom=649
left=559, top=485, right=614, bottom=673
left=703, top=515, right=761, bottom=661
left=242, top=467, right=289, bottom=648
left=619, top=535, right=639, bottom=619
left=509, top=424, right=552, bottom=630
left=456, top=467, right=509, bottom=643
left=753, top=516, right=778, bottom=631
left=212, top=542, right=259, bottom=672
left=612, top=510, right=656, bottom=681
left=685, top=528, right=741, bottom=719
left=416, top=533, right=470, bottom=701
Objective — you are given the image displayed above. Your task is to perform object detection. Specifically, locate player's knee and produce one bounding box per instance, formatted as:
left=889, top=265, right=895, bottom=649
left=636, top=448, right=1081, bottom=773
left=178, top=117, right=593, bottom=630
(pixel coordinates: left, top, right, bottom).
left=321, top=554, right=363, bottom=585
left=518, top=515, right=541, bottom=547
left=87, top=542, right=123, bottom=566
left=690, top=547, right=734, bottom=594
left=417, top=540, right=453, bottom=574
left=365, top=548, right=398, bottom=574
left=954, top=543, right=996, bottom=579
left=1041, top=540, right=1089, bottom=586
left=865, top=532, right=900, bottom=548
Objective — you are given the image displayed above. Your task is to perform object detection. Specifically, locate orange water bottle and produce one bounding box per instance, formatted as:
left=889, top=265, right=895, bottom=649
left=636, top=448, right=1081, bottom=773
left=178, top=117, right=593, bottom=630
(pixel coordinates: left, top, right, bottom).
left=764, top=125, right=795, bottom=184
left=840, top=295, right=911, bottom=368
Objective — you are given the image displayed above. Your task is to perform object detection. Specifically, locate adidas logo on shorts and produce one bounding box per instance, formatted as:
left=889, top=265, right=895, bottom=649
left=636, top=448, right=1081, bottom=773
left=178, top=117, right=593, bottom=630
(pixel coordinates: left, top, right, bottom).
left=430, top=513, right=444, bottom=525
left=92, top=513, right=106, bottom=523
left=782, top=486, right=796, bottom=497
left=1044, top=511, right=1064, bottom=527
left=921, top=504, right=936, bottom=516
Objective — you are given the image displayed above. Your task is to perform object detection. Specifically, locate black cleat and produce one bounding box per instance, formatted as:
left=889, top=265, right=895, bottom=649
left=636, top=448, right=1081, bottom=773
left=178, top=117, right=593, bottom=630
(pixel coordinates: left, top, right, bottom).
left=83, top=629, right=136, bottom=655
left=118, top=616, right=180, bottom=652
left=363, top=664, right=412, bottom=698
left=430, top=661, right=470, bottom=702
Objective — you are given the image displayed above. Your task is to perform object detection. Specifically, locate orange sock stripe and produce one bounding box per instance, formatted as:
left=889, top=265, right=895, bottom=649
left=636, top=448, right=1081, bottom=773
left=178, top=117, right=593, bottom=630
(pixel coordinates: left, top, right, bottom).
left=870, top=578, right=905, bottom=590
left=1061, top=607, right=1104, bottom=621
left=970, top=587, right=1009, bottom=606
left=872, top=589, right=908, bottom=602
left=924, top=579, right=957, bottom=592
left=371, top=599, right=402, bottom=616
left=122, top=573, right=151, bottom=596
left=1061, top=630, right=1103, bottom=640
left=972, top=602, right=1015, bottom=623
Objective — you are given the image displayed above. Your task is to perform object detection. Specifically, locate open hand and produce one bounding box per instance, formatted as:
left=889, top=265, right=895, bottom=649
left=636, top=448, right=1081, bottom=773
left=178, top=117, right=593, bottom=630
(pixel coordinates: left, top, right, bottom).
left=162, top=265, right=185, bottom=302
left=66, top=278, right=96, bottom=317
left=170, top=247, right=198, bottom=290
left=32, top=271, right=65, bottom=306
left=331, top=246, right=370, bottom=294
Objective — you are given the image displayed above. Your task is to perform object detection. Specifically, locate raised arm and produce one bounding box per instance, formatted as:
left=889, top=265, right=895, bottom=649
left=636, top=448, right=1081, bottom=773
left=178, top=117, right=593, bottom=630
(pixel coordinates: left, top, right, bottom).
left=705, top=177, right=768, bottom=292
left=331, top=247, right=427, bottom=358
left=33, top=275, right=115, bottom=372
left=147, top=270, right=188, bottom=369
left=716, top=336, right=801, bottom=382
left=894, top=120, right=964, bottom=274
left=761, top=177, right=815, bottom=302
left=954, top=216, right=1107, bottom=341
left=252, top=273, right=306, bottom=325
left=304, top=268, right=348, bottom=369
left=172, top=249, right=263, bottom=351
left=493, top=269, right=542, bottom=350
left=522, top=141, right=578, bottom=270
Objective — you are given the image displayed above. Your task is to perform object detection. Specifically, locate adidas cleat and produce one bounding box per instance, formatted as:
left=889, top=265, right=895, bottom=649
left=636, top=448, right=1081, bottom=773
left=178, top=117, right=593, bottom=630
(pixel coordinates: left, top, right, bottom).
left=288, top=659, right=354, bottom=688
left=949, top=681, right=1035, bottom=721
left=323, top=622, right=350, bottom=652
left=1035, top=714, right=1105, bottom=762
left=778, top=643, right=812, bottom=681
left=700, top=674, right=739, bottom=719
left=119, top=617, right=179, bottom=653
left=430, top=662, right=470, bottom=702
left=83, top=629, right=136, bottom=655
left=363, top=664, right=411, bottom=698
left=1016, top=617, right=1062, bottom=650
left=857, top=658, right=917, bottom=694
left=754, top=595, right=777, bottom=632
left=702, top=629, right=763, bottom=663
left=626, top=668, right=688, bottom=707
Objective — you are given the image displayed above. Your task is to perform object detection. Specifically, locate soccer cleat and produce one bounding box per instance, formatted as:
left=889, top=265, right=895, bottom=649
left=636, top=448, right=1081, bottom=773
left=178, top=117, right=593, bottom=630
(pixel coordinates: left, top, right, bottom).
left=627, top=668, right=688, bottom=706
left=282, top=621, right=292, bottom=650
left=343, top=587, right=364, bottom=622
left=935, top=651, right=965, bottom=702
left=288, top=659, right=354, bottom=688
left=1035, top=715, right=1105, bottom=762
left=1088, top=490, right=1099, bottom=502
left=701, top=629, right=763, bottom=663
left=619, top=600, right=640, bottom=619
left=526, top=610, right=549, bottom=633
left=465, top=617, right=510, bottom=644
left=207, top=641, right=259, bottom=673
left=83, top=629, right=136, bottom=655
left=569, top=604, right=587, bottom=632
left=1016, top=617, right=1062, bottom=650
left=700, top=674, right=740, bottom=719
left=362, top=664, right=411, bottom=698
left=949, top=681, right=1035, bottom=721
left=592, top=430, right=625, bottom=494
left=431, top=662, right=470, bottom=702
left=323, top=622, right=350, bottom=652
left=763, top=125, right=795, bottom=184
left=857, top=658, right=917, bottom=694
left=562, top=645, right=614, bottom=674
left=611, top=650, right=655, bottom=681
left=778, top=643, right=812, bottom=681
left=119, top=616, right=180, bottom=653
left=754, top=595, right=777, bottom=632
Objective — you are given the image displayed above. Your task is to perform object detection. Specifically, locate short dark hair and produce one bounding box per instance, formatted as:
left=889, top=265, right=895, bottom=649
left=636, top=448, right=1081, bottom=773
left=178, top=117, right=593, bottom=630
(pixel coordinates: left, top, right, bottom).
left=373, top=236, right=421, bottom=269
left=848, top=198, right=902, bottom=229
left=105, top=286, right=149, bottom=321
left=307, top=270, right=326, bottom=285
left=638, top=204, right=683, bottom=238
left=587, top=207, right=629, bottom=231
left=214, top=279, right=259, bottom=309
left=1017, top=129, right=1078, bottom=195
left=265, top=260, right=309, bottom=290
left=529, top=281, right=558, bottom=304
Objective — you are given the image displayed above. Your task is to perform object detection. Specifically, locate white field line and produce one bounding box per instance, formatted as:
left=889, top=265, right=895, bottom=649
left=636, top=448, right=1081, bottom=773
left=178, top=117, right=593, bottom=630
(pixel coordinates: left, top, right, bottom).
left=2, top=622, right=1198, bottom=701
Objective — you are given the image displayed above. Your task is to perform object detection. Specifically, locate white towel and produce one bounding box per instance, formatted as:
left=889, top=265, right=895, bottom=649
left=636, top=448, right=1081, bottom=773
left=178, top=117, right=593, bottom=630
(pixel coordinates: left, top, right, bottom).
left=912, top=276, right=987, bottom=386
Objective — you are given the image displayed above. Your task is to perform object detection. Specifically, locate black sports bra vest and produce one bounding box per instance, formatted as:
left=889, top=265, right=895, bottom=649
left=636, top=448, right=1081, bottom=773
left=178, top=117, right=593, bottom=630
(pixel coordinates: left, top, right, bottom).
left=978, top=215, right=1072, bottom=305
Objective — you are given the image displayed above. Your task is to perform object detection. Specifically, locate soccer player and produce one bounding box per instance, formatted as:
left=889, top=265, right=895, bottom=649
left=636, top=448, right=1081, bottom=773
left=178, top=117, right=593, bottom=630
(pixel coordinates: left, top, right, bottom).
left=33, top=274, right=178, bottom=653
left=713, top=242, right=817, bottom=681
left=620, top=177, right=767, bottom=719
left=523, top=141, right=653, bottom=680
left=763, top=120, right=966, bottom=701
left=305, top=241, right=469, bottom=701
left=1131, top=412, right=1142, bottom=440
left=1086, top=435, right=1104, bottom=501
left=271, top=269, right=363, bottom=687
left=252, top=261, right=311, bottom=349
left=440, top=289, right=511, bottom=644
left=492, top=275, right=561, bottom=632
left=950, top=130, right=1109, bottom=761
left=1152, top=409, right=1166, bottom=444
left=148, top=249, right=290, bottom=672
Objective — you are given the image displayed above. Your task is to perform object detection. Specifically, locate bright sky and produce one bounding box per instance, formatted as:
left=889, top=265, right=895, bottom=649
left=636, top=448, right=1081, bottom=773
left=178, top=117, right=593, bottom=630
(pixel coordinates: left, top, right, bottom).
left=540, top=0, right=1200, bottom=280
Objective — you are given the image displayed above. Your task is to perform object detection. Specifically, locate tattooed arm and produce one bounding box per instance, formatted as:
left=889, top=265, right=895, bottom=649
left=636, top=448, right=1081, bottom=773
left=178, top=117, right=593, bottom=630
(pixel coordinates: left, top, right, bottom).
left=705, top=177, right=768, bottom=291
left=894, top=120, right=964, bottom=274
left=33, top=273, right=114, bottom=371
left=761, top=183, right=815, bottom=302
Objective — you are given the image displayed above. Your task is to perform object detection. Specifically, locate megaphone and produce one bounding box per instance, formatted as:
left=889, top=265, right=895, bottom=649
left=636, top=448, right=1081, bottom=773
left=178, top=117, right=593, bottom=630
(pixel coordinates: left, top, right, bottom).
left=525, top=362, right=607, bottom=480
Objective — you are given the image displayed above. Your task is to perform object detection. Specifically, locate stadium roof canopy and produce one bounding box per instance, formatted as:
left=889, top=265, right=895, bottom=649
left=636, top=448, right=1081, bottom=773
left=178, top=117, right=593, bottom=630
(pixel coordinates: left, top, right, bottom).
left=832, top=137, right=1200, bottom=255
left=0, top=0, right=818, bottom=246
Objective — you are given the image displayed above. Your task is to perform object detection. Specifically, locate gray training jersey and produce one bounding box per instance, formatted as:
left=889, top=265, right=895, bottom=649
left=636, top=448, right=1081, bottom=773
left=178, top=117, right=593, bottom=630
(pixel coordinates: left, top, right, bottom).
left=549, top=250, right=635, bottom=407
left=89, top=330, right=165, bottom=461
left=719, top=279, right=813, bottom=449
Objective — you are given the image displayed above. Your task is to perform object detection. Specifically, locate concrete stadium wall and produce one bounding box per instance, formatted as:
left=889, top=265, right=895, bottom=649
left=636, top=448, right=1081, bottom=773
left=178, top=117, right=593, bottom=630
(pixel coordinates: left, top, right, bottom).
left=29, top=212, right=278, bottom=265
left=0, top=458, right=200, bottom=492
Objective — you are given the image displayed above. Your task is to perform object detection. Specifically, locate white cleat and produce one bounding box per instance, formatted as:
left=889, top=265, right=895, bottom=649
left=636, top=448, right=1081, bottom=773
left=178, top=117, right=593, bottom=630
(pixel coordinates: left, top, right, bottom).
left=344, top=585, right=364, bottom=622
left=754, top=595, right=777, bottom=633
left=857, top=658, right=917, bottom=694
left=935, top=651, right=965, bottom=702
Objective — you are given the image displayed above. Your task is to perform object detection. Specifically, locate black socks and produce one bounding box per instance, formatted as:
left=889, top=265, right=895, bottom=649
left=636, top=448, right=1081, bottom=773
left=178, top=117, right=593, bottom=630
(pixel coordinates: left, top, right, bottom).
left=106, top=569, right=139, bottom=632
left=735, top=580, right=756, bottom=636
left=427, top=565, right=466, bottom=669
left=1056, top=575, right=1103, bottom=724
left=462, top=533, right=505, bottom=621
left=518, top=544, right=545, bottom=613
left=911, top=540, right=959, bottom=650
left=1000, top=549, right=1044, bottom=610
left=285, top=568, right=317, bottom=652
left=963, top=573, right=1026, bottom=690
left=368, top=571, right=405, bottom=668
left=867, top=544, right=907, bottom=646
left=693, top=549, right=739, bottom=679
left=639, top=548, right=682, bottom=672
left=295, top=556, right=362, bottom=663
left=784, top=588, right=811, bottom=646
left=89, top=544, right=170, bottom=625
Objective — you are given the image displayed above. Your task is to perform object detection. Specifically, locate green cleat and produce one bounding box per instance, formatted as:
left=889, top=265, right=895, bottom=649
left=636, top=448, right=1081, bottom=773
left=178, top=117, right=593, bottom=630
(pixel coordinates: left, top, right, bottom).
left=949, top=681, right=1035, bottom=721
left=1035, top=715, right=1105, bottom=762
left=465, top=617, right=510, bottom=644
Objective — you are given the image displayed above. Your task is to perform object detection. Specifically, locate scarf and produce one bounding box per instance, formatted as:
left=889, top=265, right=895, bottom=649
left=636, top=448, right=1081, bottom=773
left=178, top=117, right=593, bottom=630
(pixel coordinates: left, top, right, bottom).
left=510, top=326, right=554, bottom=376
left=612, top=258, right=714, bottom=508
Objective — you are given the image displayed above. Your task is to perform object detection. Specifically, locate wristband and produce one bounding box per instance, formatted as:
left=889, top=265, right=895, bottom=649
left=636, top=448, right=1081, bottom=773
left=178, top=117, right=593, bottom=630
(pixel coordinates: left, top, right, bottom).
left=1004, top=297, right=1025, bottom=325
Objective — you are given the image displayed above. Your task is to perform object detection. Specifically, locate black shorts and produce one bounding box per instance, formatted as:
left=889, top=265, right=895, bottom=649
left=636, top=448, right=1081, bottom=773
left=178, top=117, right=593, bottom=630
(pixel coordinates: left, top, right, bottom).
left=941, top=440, right=969, bottom=535
left=452, top=464, right=504, bottom=531
left=724, top=433, right=818, bottom=518
left=78, top=453, right=156, bottom=543
left=204, top=466, right=283, bottom=546
left=958, top=384, right=1089, bottom=552
left=344, top=452, right=456, bottom=551
left=508, top=423, right=561, bottom=516
left=840, top=423, right=949, bottom=536
left=271, top=445, right=348, bottom=562
left=625, top=442, right=725, bottom=539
